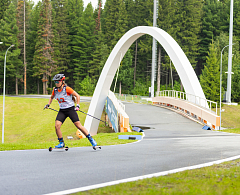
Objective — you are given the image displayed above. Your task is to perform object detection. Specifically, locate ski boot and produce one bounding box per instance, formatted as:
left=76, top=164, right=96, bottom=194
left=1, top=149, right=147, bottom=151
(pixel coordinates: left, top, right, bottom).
left=55, top=141, right=65, bottom=149
left=87, top=134, right=101, bottom=150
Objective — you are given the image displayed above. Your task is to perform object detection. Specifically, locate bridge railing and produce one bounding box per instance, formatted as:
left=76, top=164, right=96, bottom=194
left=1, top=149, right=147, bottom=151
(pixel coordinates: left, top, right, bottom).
left=156, top=90, right=218, bottom=115
left=112, top=90, right=219, bottom=129
left=114, top=93, right=151, bottom=104
left=154, top=90, right=220, bottom=129
left=106, top=91, right=130, bottom=132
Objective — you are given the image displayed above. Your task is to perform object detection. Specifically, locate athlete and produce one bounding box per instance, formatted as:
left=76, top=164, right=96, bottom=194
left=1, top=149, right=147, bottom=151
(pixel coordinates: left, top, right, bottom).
left=44, top=74, right=98, bottom=149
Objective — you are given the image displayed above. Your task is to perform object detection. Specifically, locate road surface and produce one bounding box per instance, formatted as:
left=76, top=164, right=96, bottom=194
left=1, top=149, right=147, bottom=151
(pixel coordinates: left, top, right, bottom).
left=0, top=102, right=240, bottom=194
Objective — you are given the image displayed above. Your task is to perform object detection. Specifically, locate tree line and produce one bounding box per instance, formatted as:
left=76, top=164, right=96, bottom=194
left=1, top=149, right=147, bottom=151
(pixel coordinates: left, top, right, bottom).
left=1, top=0, right=240, bottom=103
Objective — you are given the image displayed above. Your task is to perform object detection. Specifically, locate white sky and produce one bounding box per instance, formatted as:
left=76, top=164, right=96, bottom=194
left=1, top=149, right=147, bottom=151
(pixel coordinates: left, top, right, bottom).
left=32, top=0, right=106, bottom=9
left=83, top=0, right=106, bottom=9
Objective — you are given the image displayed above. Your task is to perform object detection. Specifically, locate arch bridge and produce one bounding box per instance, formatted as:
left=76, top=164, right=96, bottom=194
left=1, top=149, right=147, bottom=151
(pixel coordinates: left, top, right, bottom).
left=84, top=26, right=208, bottom=135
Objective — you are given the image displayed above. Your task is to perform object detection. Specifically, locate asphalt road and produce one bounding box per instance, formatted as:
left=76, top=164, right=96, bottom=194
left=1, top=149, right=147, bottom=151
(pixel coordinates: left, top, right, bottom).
left=1, top=102, right=240, bottom=195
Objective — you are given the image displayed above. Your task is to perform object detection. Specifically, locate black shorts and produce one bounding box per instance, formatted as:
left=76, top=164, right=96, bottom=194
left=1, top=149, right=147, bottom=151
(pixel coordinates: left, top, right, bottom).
left=56, top=106, right=79, bottom=123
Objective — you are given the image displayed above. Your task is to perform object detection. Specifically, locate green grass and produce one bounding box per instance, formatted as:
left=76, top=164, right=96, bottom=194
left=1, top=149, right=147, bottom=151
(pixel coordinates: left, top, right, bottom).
left=214, top=104, right=240, bottom=134
left=219, top=104, right=240, bottom=129
left=0, top=132, right=142, bottom=151
left=76, top=159, right=240, bottom=195
left=0, top=96, right=141, bottom=151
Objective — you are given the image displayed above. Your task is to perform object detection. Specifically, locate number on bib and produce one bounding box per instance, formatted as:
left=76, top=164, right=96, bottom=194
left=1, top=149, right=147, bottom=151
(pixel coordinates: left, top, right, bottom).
left=57, top=98, right=66, bottom=103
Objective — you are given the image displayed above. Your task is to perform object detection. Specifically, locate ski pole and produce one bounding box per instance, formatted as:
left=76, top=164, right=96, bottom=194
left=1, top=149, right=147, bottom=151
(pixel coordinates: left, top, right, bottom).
left=43, top=107, right=59, bottom=112
left=44, top=107, right=106, bottom=123
left=77, top=109, right=105, bottom=123
left=48, top=107, right=59, bottom=112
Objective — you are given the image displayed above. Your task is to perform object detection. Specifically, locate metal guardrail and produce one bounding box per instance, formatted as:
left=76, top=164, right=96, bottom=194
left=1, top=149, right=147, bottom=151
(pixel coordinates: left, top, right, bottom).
left=107, top=91, right=130, bottom=132
left=155, top=90, right=218, bottom=115
left=114, top=93, right=152, bottom=104
left=108, top=91, right=125, bottom=111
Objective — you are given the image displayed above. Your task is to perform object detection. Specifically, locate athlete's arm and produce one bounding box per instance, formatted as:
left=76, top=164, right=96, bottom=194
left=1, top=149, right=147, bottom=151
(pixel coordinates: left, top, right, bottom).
left=71, top=91, right=80, bottom=105
left=48, top=95, right=54, bottom=105
left=47, top=88, right=55, bottom=106
left=66, top=86, right=80, bottom=105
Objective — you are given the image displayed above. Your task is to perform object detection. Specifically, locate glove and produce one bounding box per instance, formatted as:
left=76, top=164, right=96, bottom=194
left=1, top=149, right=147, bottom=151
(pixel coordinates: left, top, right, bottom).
left=75, top=104, right=80, bottom=111
left=44, top=104, right=50, bottom=109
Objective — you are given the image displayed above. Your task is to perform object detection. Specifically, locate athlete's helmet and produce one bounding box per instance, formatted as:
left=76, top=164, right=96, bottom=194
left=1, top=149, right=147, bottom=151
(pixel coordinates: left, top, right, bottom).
left=53, top=74, right=65, bottom=81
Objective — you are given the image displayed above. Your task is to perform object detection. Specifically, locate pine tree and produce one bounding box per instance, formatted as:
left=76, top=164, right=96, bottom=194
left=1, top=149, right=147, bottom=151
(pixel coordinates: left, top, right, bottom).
left=0, top=0, right=10, bottom=20
left=72, top=3, right=95, bottom=91
left=102, top=0, right=119, bottom=50
left=27, top=1, right=42, bottom=94
left=89, top=36, right=108, bottom=83
left=219, top=0, right=231, bottom=33
left=52, top=0, right=70, bottom=79
left=197, top=0, right=225, bottom=75
left=157, top=0, right=176, bottom=92
left=231, top=40, right=240, bottom=102
left=0, top=3, right=22, bottom=94
left=158, top=0, right=175, bottom=36
left=16, top=0, right=31, bottom=95
left=234, top=0, right=240, bottom=44
left=231, top=60, right=240, bottom=103
left=66, top=0, right=84, bottom=87
left=174, top=0, right=203, bottom=70
left=126, top=0, right=151, bottom=29
left=89, top=0, right=108, bottom=81
left=112, top=0, right=128, bottom=47
left=200, top=41, right=220, bottom=103
left=94, top=0, right=102, bottom=33
left=124, top=0, right=135, bottom=30
left=130, top=0, right=153, bottom=88
left=108, top=0, right=129, bottom=91
left=33, top=0, right=56, bottom=94
left=214, top=32, right=240, bottom=102
left=118, top=50, right=134, bottom=94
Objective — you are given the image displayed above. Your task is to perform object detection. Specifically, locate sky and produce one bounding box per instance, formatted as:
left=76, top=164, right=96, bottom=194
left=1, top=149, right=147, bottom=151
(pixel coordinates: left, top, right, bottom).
left=82, top=0, right=106, bottom=9
left=32, top=0, right=106, bottom=9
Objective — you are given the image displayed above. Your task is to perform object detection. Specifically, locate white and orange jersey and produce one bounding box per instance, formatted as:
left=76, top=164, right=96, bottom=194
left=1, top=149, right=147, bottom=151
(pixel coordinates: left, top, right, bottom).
left=52, top=85, right=75, bottom=109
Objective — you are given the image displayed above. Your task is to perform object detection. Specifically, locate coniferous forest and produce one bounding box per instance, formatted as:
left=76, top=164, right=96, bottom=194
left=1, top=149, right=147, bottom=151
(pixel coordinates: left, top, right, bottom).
left=1, top=0, right=240, bottom=103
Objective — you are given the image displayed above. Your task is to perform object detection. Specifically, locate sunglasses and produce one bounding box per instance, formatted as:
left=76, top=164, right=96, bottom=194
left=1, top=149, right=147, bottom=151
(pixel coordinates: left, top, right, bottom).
left=55, top=81, right=61, bottom=84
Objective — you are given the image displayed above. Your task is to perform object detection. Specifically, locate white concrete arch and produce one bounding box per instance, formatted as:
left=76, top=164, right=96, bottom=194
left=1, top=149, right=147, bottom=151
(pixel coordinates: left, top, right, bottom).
left=84, top=26, right=206, bottom=135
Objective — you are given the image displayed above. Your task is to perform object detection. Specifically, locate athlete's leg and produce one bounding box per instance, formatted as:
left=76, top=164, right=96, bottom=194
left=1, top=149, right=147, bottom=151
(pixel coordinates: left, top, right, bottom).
left=68, top=107, right=89, bottom=136
left=73, top=121, right=89, bottom=136
left=55, top=120, right=63, bottom=138
left=74, top=121, right=97, bottom=147
left=54, top=120, right=65, bottom=148
left=69, top=107, right=98, bottom=147
left=55, top=110, right=67, bottom=148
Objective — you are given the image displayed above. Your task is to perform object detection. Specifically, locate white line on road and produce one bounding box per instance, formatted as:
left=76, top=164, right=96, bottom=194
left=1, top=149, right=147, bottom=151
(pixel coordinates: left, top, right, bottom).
left=143, top=136, right=240, bottom=141
left=44, top=154, right=240, bottom=195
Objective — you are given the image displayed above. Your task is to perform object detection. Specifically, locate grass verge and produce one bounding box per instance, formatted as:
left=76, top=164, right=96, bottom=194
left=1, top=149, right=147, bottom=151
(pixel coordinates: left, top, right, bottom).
left=0, top=132, right=142, bottom=151
left=218, top=104, right=240, bottom=129
left=0, top=96, right=141, bottom=151
left=76, top=159, right=240, bottom=195
left=214, top=104, right=240, bottom=134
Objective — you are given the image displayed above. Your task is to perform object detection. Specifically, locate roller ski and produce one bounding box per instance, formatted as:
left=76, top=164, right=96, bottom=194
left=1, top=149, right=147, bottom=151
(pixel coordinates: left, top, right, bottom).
left=49, top=141, right=69, bottom=152
left=87, top=134, right=101, bottom=150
